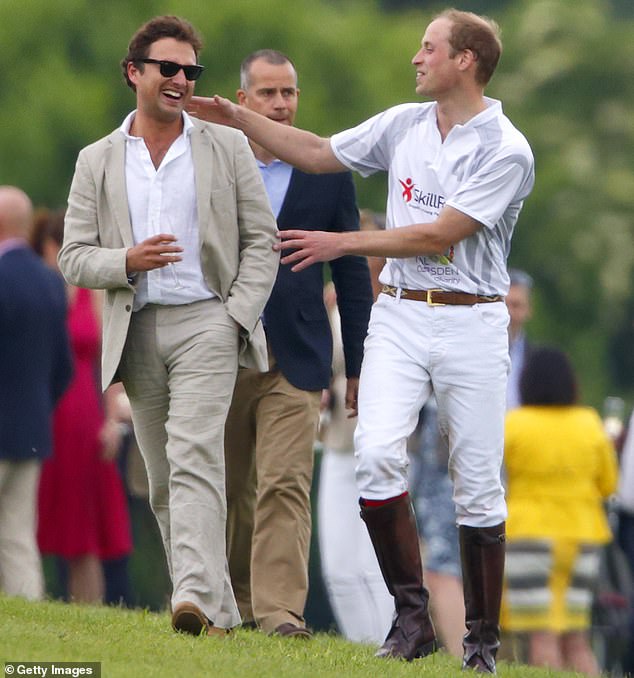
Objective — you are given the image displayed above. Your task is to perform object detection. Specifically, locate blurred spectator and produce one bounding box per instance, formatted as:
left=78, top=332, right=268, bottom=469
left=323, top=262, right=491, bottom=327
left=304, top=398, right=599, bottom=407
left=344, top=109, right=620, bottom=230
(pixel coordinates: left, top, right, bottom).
left=505, top=268, right=533, bottom=411
left=31, top=209, right=133, bottom=605
left=499, top=267, right=534, bottom=663
left=358, top=209, right=386, bottom=301
left=502, top=346, right=619, bottom=675
left=318, top=282, right=394, bottom=643
left=616, top=410, right=634, bottom=675
left=0, top=187, right=73, bottom=600
left=408, top=397, right=465, bottom=657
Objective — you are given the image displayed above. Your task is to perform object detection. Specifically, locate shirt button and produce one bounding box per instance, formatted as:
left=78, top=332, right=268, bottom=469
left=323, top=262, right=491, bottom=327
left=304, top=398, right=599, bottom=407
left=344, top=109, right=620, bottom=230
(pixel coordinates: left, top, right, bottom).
left=125, top=305, right=132, bottom=312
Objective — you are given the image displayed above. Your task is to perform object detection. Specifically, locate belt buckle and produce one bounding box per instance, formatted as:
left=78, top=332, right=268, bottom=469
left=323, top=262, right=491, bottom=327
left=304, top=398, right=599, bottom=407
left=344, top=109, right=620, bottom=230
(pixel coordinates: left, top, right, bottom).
left=426, top=289, right=445, bottom=306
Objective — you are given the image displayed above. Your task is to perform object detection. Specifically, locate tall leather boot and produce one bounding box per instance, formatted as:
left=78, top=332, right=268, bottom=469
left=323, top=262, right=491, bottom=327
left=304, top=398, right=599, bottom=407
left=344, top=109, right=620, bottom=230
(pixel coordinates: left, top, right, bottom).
left=459, top=523, right=506, bottom=674
left=360, top=493, right=437, bottom=661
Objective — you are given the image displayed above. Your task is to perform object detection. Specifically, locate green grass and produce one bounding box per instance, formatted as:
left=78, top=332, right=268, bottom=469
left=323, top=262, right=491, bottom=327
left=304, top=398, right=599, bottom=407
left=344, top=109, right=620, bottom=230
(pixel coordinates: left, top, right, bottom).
left=0, top=595, right=586, bottom=678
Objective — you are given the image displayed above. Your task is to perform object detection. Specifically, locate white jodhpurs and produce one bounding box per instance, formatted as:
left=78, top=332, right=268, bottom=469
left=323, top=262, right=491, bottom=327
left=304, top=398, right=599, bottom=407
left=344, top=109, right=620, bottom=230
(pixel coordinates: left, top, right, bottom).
left=354, top=292, right=509, bottom=527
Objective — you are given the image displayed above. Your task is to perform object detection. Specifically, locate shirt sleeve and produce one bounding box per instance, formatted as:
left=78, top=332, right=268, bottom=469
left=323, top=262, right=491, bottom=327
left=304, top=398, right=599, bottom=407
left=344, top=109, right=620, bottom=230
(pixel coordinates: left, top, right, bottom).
left=331, top=104, right=419, bottom=178
left=447, top=146, right=535, bottom=230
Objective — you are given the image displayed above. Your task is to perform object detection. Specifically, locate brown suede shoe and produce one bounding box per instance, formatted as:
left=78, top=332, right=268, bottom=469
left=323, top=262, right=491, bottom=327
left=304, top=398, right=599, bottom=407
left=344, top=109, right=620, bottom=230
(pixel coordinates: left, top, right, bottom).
left=171, top=602, right=209, bottom=636
left=274, top=623, right=312, bottom=639
left=207, top=626, right=231, bottom=638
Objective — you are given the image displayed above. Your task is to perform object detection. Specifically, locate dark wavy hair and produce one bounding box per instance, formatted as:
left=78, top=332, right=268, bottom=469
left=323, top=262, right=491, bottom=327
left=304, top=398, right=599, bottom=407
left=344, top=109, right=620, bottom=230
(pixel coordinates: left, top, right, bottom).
left=121, top=15, right=203, bottom=91
left=519, top=346, right=578, bottom=406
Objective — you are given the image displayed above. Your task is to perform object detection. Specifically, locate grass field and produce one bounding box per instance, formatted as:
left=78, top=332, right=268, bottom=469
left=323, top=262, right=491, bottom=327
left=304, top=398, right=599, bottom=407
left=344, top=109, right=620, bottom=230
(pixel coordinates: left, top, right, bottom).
left=0, top=595, right=587, bottom=678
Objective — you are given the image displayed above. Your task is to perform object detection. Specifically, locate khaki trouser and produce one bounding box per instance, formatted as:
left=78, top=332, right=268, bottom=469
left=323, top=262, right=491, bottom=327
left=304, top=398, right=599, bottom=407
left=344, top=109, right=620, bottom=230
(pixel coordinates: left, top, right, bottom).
left=225, top=353, right=321, bottom=633
left=119, top=299, right=240, bottom=629
left=0, top=459, right=44, bottom=600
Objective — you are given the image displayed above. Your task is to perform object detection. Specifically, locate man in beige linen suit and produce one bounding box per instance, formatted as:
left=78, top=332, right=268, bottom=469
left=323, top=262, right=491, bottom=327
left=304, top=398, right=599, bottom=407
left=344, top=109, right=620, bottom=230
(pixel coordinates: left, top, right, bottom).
left=58, top=15, right=279, bottom=635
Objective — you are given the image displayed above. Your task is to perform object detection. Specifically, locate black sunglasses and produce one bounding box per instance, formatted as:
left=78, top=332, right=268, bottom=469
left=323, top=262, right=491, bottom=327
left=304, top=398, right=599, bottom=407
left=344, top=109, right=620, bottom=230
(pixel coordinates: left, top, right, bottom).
left=138, top=58, right=204, bottom=81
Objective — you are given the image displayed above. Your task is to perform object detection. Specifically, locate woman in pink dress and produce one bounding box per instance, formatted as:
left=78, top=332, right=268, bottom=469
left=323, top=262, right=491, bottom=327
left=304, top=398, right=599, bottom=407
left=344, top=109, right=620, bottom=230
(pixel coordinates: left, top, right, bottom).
left=32, top=209, right=132, bottom=604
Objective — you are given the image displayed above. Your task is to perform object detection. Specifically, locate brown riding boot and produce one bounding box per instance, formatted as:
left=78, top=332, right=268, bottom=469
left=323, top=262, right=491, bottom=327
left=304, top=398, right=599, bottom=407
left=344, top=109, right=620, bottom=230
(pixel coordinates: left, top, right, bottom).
left=360, top=493, right=437, bottom=661
left=459, top=523, right=506, bottom=674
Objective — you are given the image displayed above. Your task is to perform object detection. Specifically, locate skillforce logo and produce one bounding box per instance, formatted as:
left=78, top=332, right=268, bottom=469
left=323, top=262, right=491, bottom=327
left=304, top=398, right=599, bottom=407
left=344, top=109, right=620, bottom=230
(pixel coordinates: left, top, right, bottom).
left=399, top=177, right=454, bottom=265
left=399, top=177, right=446, bottom=211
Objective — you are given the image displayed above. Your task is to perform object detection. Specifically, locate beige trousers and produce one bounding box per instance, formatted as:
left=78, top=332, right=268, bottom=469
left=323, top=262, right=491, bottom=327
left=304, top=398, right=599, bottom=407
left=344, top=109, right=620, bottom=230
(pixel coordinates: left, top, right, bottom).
left=224, top=353, right=321, bottom=633
left=118, top=299, right=240, bottom=628
left=0, top=459, right=44, bottom=600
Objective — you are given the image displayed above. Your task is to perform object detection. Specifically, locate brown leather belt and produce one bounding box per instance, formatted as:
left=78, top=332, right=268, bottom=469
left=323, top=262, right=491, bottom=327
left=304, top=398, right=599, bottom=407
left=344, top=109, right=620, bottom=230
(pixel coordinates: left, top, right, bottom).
left=380, top=285, right=503, bottom=306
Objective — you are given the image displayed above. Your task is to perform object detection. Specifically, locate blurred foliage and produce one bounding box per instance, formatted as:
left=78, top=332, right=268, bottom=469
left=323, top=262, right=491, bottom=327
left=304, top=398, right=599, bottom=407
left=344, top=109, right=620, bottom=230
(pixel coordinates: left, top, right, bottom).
left=377, top=0, right=515, bottom=12
left=488, top=0, right=634, bottom=409
left=377, top=0, right=634, bottom=17
left=1, top=0, right=633, bottom=409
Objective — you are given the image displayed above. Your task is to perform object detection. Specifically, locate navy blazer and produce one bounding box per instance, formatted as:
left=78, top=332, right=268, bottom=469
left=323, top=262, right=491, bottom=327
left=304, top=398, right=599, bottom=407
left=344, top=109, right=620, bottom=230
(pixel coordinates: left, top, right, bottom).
left=264, top=169, right=373, bottom=391
left=0, top=245, right=73, bottom=461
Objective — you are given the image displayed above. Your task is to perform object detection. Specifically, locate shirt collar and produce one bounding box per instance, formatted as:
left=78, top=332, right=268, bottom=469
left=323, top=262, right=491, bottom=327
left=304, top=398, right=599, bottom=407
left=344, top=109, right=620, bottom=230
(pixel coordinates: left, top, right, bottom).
left=255, top=157, right=289, bottom=170
left=0, top=237, right=28, bottom=258
left=119, top=110, right=194, bottom=139
left=468, top=97, right=502, bottom=127
left=432, top=96, right=502, bottom=133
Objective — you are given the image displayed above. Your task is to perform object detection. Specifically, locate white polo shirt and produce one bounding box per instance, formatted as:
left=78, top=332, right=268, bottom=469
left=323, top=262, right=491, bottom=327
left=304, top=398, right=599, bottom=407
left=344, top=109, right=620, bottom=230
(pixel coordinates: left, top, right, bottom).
left=331, top=97, right=534, bottom=296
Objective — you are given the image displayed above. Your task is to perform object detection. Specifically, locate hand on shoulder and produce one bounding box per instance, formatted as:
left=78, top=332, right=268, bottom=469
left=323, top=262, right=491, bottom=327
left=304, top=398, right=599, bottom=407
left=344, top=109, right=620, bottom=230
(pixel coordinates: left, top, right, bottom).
left=188, top=95, right=239, bottom=127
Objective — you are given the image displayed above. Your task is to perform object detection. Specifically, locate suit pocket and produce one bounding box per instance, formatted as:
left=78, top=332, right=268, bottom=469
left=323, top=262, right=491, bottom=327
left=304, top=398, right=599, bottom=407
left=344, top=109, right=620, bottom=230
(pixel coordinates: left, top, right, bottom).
left=210, top=184, right=237, bottom=220
left=203, top=184, right=239, bottom=270
left=299, top=305, right=329, bottom=324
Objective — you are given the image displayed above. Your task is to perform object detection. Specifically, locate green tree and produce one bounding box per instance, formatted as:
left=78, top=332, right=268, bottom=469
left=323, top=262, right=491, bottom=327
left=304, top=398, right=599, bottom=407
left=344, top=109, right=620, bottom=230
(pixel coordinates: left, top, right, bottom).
left=1, top=0, right=633, bottom=407
left=489, top=0, right=634, bottom=406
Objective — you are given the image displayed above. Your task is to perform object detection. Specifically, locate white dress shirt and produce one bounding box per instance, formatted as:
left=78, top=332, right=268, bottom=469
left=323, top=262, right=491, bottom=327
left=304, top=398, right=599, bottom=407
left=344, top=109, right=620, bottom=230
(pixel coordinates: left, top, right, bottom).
left=120, top=111, right=214, bottom=311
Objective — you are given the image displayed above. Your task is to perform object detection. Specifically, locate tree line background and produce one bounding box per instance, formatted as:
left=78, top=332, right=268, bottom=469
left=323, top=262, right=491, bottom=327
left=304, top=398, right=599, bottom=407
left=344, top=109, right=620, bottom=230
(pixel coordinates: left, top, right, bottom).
left=1, top=0, right=633, bottom=411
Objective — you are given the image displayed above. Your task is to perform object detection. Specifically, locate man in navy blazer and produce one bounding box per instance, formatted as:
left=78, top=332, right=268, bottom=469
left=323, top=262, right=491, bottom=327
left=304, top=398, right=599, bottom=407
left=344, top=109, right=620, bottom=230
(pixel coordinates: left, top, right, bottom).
left=0, top=186, right=73, bottom=599
left=505, top=268, right=533, bottom=410
left=190, top=50, right=373, bottom=636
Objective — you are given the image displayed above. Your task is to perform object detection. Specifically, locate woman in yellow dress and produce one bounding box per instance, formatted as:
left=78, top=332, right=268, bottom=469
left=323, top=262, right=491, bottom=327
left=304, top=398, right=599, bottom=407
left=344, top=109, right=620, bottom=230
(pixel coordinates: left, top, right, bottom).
left=502, top=346, right=618, bottom=676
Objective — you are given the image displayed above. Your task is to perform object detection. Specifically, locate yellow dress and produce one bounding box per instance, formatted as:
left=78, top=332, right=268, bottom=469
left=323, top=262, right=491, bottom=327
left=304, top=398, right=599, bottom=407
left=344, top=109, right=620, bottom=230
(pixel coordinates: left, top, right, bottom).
left=502, top=405, right=618, bottom=632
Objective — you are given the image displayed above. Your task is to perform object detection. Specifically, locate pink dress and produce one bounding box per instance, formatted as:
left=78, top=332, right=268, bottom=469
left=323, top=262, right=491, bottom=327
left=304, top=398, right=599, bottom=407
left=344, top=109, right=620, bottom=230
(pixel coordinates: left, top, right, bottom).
left=38, top=287, right=132, bottom=559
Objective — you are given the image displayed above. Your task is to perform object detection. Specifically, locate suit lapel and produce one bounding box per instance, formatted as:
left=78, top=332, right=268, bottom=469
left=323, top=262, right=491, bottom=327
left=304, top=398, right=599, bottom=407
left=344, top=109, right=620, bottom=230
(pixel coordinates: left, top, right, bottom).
left=104, top=131, right=134, bottom=247
left=191, top=121, right=212, bottom=243
left=277, top=168, right=302, bottom=228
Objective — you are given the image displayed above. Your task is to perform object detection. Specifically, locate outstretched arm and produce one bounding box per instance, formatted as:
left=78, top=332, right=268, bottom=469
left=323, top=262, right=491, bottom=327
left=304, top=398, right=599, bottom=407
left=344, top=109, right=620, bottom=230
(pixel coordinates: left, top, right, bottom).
left=274, top=206, right=483, bottom=272
left=188, top=95, right=347, bottom=175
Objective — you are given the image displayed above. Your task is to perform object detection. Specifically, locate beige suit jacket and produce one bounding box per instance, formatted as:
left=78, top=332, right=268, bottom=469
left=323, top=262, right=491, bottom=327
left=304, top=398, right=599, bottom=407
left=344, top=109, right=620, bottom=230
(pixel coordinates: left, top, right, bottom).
left=59, top=117, right=279, bottom=389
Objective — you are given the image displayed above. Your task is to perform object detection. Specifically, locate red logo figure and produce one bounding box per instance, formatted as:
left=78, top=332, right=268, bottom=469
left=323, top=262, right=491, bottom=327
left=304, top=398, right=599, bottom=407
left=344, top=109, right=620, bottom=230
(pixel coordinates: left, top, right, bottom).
left=399, top=177, right=414, bottom=202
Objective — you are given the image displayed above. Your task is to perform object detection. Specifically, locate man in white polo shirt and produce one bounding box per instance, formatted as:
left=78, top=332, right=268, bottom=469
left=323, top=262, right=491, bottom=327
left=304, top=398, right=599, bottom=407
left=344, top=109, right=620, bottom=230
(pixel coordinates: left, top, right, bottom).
left=189, top=8, right=534, bottom=672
